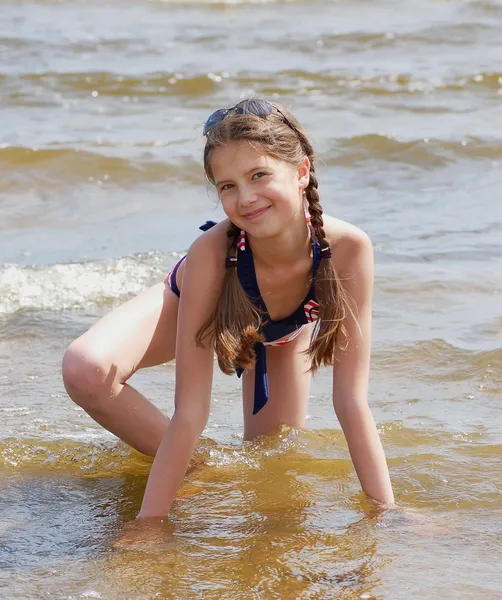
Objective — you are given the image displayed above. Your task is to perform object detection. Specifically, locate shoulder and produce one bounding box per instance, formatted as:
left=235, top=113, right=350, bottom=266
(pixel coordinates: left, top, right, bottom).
left=321, top=215, right=373, bottom=276
left=188, top=219, right=230, bottom=257
left=184, top=219, right=231, bottom=273
left=175, top=219, right=230, bottom=294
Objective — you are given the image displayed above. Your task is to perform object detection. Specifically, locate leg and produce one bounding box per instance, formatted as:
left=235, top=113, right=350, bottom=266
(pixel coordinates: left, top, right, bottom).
left=62, top=280, right=178, bottom=456
left=242, top=325, right=313, bottom=440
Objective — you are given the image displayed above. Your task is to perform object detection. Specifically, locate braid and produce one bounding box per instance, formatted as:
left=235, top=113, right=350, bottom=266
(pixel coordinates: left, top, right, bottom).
left=295, top=131, right=330, bottom=253
left=305, top=169, right=329, bottom=252
left=295, top=131, right=350, bottom=371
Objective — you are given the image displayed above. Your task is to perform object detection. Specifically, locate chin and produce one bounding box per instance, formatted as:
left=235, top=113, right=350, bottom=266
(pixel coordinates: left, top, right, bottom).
left=246, top=222, right=282, bottom=239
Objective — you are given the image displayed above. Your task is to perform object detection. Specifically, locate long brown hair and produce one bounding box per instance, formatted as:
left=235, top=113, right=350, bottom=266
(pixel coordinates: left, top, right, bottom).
left=196, top=99, right=352, bottom=374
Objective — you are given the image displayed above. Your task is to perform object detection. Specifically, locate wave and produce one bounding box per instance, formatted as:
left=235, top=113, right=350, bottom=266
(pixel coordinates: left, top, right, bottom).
left=0, top=252, right=172, bottom=314
left=469, top=0, right=502, bottom=15
left=0, top=145, right=205, bottom=188
left=378, top=268, right=502, bottom=295
left=0, top=0, right=301, bottom=7
left=306, top=21, right=501, bottom=49
left=257, top=69, right=502, bottom=98
left=0, top=437, right=152, bottom=476
left=2, top=69, right=502, bottom=99
left=322, top=133, right=502, bottom=168
left=2, top=133, right=501, bottom=186
left=373, top=339, right=502, bottom=382
left=1, top=70, right=225, bottom=98
left=0, top=429, right=347, bottom=476
left=2, top=0, right=496, bottom=10
left=2, top=427, right=501, bottom=509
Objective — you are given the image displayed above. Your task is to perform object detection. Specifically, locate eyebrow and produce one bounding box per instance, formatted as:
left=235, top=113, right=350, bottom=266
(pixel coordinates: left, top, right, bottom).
left=215, top=165, right=269, bottom=188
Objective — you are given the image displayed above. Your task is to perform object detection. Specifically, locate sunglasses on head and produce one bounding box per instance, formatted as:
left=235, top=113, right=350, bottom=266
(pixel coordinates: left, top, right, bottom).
left=203, top=98, right=296, bottom=136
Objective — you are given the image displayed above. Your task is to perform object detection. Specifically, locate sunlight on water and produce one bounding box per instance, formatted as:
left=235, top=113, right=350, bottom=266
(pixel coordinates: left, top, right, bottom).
left=1, top=428, right=501, bottom=597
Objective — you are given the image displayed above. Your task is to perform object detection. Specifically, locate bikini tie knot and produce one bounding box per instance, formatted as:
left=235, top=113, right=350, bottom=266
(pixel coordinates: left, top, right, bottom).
left=320, top=246, right=332, bottom=259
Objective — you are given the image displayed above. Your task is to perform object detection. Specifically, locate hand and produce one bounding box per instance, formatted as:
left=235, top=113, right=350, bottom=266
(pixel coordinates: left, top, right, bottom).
left=371, top=504, right=450, bottom=536
left=112, top=517, right=174, bottom=551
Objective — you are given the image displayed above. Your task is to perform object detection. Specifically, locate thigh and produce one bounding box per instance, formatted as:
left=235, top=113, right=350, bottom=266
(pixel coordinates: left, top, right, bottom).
left=242, top=325, right=313, bottom=440
left=72, top=279, right=179, bottom=382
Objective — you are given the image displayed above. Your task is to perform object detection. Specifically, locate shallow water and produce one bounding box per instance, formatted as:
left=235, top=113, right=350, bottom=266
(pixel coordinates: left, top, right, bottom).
left=1, top=0, right=502, bottom=598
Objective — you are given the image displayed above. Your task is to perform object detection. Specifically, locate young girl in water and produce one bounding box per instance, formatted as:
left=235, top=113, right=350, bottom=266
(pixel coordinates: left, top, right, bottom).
left=62, top=98, right=394, bottom=518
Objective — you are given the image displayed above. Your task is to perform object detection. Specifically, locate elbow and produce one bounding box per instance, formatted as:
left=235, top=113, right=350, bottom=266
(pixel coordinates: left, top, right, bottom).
left=171, top=405, right=210, bottom=438
left=333, top=397, right=370, bottom=427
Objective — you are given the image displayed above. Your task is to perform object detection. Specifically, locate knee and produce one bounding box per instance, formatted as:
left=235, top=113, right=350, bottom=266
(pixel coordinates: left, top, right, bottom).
left=62, top=341, right=119, bottom=411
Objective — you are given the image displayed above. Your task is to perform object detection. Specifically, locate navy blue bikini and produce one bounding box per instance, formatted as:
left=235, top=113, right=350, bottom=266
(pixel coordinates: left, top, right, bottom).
left=167, top=221, right=321, bottom=415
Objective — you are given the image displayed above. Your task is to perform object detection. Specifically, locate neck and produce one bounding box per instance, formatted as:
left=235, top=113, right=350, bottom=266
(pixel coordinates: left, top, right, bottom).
left=247, top=215, right=311, bottom=269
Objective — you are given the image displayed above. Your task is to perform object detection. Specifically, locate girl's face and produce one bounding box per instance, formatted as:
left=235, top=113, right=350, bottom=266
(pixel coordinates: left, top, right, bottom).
left=210, top=140, right=309, bottom=238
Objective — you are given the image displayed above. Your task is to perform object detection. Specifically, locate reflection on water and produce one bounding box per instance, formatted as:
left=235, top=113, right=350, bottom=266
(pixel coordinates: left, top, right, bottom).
left=1, top=428, right=502, bottom=597
left=0, top=430, right=382, bottom=599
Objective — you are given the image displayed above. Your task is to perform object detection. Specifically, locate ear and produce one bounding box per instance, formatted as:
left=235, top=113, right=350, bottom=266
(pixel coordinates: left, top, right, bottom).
left=297, top=156, right=310, bottom=190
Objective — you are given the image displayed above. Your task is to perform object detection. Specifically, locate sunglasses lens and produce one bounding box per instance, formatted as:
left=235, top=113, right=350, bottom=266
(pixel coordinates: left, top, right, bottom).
left=203, top=108, right=229, bottom=136
left=203, top=99, right=275, bottom=135
left=234, top=98, right=272, bottom=116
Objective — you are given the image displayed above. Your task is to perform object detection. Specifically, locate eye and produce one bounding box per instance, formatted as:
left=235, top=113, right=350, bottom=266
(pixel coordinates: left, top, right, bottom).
left=252, top=172, right=267, bottom=180
left=219, top=183, right=234, bottom=192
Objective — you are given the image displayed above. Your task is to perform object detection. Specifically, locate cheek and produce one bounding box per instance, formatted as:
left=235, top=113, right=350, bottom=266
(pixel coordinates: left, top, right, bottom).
left=219, top=192, right=237, bottom=214
left=259, top=180, right=285, bottom=199
left=268, top=181, right=298, bottom=205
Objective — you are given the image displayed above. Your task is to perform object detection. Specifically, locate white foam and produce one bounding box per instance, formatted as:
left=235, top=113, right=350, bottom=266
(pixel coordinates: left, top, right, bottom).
left=0, top=252, right=170, bottom=314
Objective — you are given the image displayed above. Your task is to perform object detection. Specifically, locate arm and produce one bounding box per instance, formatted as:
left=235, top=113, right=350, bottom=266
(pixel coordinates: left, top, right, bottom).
left=331, top=230, right=394, bottom=506
left=138, top=231, right=225, bottom=518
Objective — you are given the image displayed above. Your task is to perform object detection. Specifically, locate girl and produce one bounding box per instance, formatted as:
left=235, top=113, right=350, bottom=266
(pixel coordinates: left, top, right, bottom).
left=62, top=98, right=395, bottom=518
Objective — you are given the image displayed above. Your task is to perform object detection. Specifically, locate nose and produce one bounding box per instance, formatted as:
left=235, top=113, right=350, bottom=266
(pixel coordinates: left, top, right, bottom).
left=237, top=184, right=258, bottom=209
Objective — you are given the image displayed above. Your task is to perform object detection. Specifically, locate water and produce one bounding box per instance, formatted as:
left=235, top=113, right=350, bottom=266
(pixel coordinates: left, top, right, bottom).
left=1, top=0, right=502, bottom=598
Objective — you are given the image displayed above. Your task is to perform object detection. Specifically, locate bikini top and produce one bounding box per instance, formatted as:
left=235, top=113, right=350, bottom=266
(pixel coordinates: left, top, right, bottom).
left=200, top=220, right=321, bottom=415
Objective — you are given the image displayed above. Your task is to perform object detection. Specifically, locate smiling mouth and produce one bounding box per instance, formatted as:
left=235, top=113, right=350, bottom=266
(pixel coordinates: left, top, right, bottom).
left=242, top=206, right=271, bottom=220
